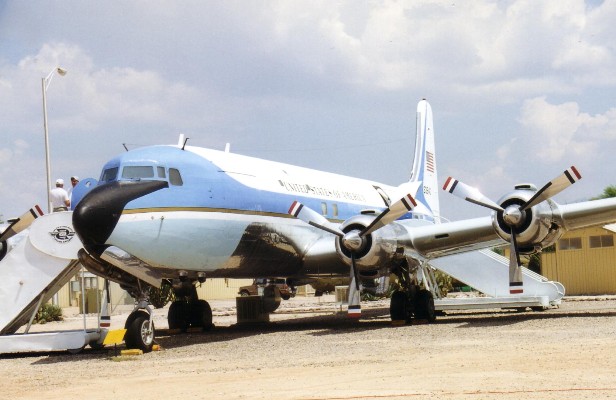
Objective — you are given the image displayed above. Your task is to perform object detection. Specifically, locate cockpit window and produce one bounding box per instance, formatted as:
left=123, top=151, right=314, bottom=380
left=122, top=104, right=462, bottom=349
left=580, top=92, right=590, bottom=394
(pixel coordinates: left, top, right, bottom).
left=100, top=167, right=119, bottom=182
left=122, top=166, right=155, bottom=179
left=157, top=166, right=166, bottom=178
left=169, top=168, right=183, bottom=186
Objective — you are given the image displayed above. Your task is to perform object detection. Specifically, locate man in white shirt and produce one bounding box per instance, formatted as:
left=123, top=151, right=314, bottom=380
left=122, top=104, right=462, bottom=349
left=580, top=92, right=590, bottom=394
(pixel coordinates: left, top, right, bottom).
left=50, top=178, right=70, bottom=212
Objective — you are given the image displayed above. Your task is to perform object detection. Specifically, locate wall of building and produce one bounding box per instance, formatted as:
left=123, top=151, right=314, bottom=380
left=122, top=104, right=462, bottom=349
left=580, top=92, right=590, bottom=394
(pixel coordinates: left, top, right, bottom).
left=541, top=226, right=616, bottom=295
left=56, top=275, right=314, bottom=310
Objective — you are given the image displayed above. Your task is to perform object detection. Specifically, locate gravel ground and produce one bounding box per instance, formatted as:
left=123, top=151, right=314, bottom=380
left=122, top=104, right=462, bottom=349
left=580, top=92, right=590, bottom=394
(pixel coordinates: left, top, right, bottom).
left=2, top=295, right=616, bottom=400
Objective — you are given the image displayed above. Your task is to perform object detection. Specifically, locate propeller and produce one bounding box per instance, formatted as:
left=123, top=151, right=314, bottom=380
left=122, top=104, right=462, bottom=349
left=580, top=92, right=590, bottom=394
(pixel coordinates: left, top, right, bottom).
left=288, top=194, right=417, bottom=317
left=443, top=166, right=581, bottom=294
left=0, top=205, right=45, bottom=242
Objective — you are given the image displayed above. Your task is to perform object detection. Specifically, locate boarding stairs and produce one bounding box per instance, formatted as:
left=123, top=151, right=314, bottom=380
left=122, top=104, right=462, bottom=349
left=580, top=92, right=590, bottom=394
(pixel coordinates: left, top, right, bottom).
left=425, top=249, right=565, bottom=310
left=0, top=211, right=105, bottom=353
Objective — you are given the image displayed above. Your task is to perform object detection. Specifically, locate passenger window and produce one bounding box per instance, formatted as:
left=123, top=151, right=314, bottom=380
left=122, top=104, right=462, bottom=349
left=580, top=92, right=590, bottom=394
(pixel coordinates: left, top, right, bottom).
left=157, top=166, right=166, bottom=178
left=100, top=167, right=118, bottom=182
left=321, top=202, right=327, bottom=216
left=332, top=203, right=338, bottom=218
left=122, top=166, right=154, bottom=179
left=169, top=168, right=183, bottom=186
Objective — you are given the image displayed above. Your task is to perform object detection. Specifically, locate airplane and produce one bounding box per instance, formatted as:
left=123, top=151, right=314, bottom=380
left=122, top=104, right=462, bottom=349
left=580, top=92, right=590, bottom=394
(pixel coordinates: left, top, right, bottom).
left=68, top=99, right=616, bottom=352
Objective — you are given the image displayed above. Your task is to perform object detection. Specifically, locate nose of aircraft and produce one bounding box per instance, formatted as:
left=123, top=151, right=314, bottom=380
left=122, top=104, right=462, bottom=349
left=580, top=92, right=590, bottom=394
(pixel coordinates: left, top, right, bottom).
left=73, top=180, right=169, bottom=253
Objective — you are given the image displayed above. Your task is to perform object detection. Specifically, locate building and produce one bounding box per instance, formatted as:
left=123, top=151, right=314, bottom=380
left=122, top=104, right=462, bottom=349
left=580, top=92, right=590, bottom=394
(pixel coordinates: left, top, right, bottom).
left=540, top=224, right=616, bottom=295
left=55, top=273, right=314, bottom=311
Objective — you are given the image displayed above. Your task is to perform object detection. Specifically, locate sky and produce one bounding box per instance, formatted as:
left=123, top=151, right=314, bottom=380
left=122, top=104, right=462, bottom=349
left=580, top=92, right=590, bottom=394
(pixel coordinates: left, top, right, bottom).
left=0, top=0, right=615, bottom=221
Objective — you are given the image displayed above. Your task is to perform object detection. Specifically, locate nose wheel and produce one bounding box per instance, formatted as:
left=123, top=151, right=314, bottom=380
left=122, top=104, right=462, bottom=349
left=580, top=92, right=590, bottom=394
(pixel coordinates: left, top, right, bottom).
left=124, top=310, right=155, bottom=352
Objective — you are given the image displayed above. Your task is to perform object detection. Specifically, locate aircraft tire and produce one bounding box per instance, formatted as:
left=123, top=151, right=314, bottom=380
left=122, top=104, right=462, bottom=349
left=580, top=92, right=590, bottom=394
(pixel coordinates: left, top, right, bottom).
left=262, top=286, right=281, bottom=313
left=390, top=291, right=410, bottom=322
left=189, top=299, right=213, bottom=331
left=124, top=312, right=155, bottom=353
left=168, top=301, right=189, bottom=332
left=415, top=290, right=436, bottom=322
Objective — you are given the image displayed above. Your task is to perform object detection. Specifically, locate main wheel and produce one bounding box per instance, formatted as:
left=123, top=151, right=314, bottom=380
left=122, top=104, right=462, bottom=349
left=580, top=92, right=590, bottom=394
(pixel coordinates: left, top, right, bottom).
left=124, top=312, right=155, bottom=352
left=390, top=290, right=410, bottom=322
left=168, top=301, right=190, bottom=331
left=415, top=289, right=436, bottom=322
left=262, top=285, right=282, bottom=313
left=189, top=299, right=213, bottom=331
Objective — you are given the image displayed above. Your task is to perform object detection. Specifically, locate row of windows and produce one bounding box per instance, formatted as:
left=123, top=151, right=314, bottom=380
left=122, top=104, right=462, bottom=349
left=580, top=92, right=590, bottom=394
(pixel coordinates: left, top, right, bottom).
left=100, top=165, right=183, bottom=186
left=321, top=202, right=339, bottom=218
left=558, top=234, right=614, bottom=250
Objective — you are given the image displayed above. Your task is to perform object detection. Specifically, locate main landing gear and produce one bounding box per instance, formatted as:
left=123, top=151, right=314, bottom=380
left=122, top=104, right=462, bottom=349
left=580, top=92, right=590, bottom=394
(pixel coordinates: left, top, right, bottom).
left=123, top=280, right=213, bottom=353
left=389, top=260, right=436, bottom=323
left=167, top=280, right=214, bottom=333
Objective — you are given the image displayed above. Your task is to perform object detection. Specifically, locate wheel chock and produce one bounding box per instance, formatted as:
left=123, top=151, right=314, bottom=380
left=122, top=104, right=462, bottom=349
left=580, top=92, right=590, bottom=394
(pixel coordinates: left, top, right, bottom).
left=120, top=349, right=143, bottom=356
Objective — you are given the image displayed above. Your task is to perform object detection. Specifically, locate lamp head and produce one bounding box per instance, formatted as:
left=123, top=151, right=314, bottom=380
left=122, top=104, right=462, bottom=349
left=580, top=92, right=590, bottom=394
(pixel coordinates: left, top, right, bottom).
left=56, top=67, right=67, bottom=76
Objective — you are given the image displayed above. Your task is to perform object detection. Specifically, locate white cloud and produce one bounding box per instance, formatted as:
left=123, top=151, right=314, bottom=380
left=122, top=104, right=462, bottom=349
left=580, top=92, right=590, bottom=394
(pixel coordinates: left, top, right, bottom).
left=0, top=1, right=616, bottom=219
left=518, top=96, right=616, bottom=163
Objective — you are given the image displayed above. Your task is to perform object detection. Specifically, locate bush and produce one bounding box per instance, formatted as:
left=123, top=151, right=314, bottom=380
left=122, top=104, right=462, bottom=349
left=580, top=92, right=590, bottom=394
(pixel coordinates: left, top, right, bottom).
left=434, top=270, right=453, bottom=296
left=35, top=303, right=63, bottom=324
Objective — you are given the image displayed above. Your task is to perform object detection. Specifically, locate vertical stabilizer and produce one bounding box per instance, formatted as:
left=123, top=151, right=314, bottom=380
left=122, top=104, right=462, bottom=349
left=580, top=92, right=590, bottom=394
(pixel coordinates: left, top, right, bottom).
left=408, top=99, right=440, bottom=222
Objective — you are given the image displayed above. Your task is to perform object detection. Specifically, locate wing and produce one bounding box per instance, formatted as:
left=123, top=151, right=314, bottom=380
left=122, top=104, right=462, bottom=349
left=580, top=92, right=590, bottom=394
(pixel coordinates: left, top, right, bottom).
left=402, top=216, right=502, bottom=258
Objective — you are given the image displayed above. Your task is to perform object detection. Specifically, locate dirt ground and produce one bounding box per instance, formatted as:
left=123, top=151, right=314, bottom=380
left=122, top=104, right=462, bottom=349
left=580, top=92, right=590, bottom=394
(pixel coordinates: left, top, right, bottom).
left=2, top=295, right=616, bottom=400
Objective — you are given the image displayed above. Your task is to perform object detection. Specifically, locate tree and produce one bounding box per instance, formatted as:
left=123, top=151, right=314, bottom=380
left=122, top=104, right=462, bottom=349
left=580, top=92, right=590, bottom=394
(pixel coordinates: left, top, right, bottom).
left=592, top=185, right=616, bottom=200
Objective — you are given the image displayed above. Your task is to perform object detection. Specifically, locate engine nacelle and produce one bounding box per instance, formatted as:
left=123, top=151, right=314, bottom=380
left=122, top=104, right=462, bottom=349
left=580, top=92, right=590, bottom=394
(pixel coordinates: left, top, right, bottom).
left=492, top=184, right=565, bottom=254
left=334, top=214, right=404, bottom=278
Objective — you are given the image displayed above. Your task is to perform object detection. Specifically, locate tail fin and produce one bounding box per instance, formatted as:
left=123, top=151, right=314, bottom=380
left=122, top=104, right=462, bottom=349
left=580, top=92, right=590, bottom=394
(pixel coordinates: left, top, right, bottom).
left=408, top=99, right=441, bottom=222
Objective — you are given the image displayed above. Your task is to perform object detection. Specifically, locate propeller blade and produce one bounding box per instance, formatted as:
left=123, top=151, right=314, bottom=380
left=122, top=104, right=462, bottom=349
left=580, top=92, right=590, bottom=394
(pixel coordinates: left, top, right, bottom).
left=360, top=194, right=417, bottom=237
left=520, top=166, right=581, bottom=211
left=288, top=201, right=343, bottom=237
left=0, top=205, right=45, bottom=242
left=347, top=252, right=362, bottom=318
left=508, top=232, right=523, bottom=294
left=443, top=177, right=503, bottom=212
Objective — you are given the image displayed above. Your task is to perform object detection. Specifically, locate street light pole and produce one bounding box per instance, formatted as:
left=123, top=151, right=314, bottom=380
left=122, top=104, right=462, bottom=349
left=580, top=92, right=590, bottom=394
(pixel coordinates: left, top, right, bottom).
left=42, top=67, right=67, bottom=213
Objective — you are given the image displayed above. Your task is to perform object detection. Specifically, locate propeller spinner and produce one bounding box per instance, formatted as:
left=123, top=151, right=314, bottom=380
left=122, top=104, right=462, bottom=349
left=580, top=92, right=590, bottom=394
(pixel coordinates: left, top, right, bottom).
left=443, top=166, right=581, bottom=294
left=288, top=194, right=417, bottom=317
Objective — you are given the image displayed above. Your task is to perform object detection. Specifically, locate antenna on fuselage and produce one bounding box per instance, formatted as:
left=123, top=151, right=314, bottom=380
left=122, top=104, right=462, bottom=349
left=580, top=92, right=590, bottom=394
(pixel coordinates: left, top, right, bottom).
left=178, top=133, right=189, bottom=150
left=225, top=143, right=231, bottom=153
left=122, top=143, right=128, bottom=152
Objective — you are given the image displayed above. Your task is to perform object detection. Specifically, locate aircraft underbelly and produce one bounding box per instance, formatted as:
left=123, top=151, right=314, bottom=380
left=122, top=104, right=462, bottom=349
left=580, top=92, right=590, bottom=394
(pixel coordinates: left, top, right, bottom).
left=107, top=211, right=307, bottom=277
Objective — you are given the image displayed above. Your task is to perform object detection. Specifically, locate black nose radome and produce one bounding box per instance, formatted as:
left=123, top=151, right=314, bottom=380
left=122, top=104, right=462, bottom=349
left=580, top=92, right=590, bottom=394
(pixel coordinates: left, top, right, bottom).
left=73, top=180, right=168, bottom=253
